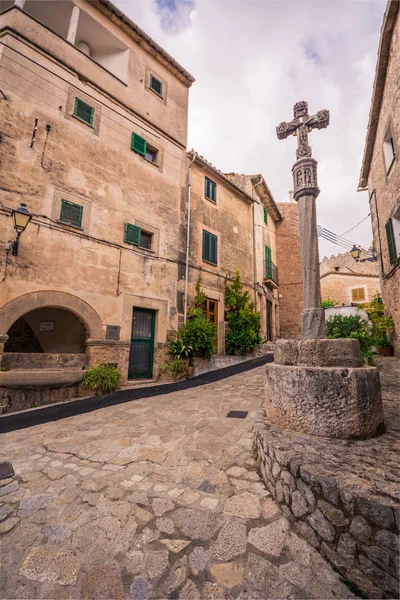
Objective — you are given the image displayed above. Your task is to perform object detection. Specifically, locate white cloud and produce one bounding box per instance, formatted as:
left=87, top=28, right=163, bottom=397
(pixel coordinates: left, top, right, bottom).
left=116, top=0, right=385, bottom=258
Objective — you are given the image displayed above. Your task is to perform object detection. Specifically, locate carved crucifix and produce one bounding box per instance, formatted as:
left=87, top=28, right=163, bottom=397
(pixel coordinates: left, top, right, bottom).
left=276, top=100, right=329, bottom=160
left=276, top=101, right=330, bottom=339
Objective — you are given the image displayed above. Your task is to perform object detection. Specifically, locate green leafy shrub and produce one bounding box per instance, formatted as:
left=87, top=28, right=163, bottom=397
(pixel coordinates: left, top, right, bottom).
left=160, top=358, right=186, bottom=375
left=225, top=271, right=261, bottom=355
left=82, top=364, right=122, bottom=395
left=321, top=297, right=339, bottom=309
left=181, top=307, right=215, bottom=359
left=326, top=314, right=374, bottom=364
left=362, top=295, right=394, bottom=350
left=168, top=336, right=193, bottom=359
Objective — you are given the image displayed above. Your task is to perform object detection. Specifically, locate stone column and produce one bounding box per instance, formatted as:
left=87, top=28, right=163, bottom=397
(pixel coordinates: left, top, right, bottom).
left=67, top=5, right=80, bottom=45
left=14, top=0, right=25, bottom=8
left=292, top=157, right=326, bottom=339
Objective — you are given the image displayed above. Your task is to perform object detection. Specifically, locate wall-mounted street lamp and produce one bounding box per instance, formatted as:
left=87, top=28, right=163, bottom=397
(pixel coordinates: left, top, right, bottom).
left=350, top=244, right=377, bottom=263
left=11, top=203, right=32, bottom=256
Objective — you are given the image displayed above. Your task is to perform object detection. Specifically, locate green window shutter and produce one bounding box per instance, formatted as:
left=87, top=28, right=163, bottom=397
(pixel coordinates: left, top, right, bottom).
left=385, top=219, right=396, bottom=264
left=150, top=75, right=163, bottom=96
left=203, top=230, right=218, bottom=265
left=264, top=207, right=268, bottom=224
left=60, top=200, right=83, bottom=227
left=205, top=177, right=216, bottom=203
left=265, top=245, right=272, bottom=278
left=131, top=133, right=147, bottom=157
left=124, top=223, right=141, bottom=246
left=73, top=98, right=94, bottom=126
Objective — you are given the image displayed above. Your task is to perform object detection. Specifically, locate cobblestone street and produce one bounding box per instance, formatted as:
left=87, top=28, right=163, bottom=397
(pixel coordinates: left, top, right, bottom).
left=0, top=365, right=362, bottom=599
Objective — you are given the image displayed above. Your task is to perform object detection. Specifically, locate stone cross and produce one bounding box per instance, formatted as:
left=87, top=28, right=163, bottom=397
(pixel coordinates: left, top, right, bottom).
left=276, top=101, right=330, bottom=339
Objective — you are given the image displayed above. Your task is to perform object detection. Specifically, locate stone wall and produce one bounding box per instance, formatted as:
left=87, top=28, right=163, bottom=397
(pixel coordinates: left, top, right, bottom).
left=254, top=411, right=399, bottom=599
left=320, top=251, right=381, bottom=306
left=275, top=202, right=303, bottom=338
left=366, top=7, right=400, bottom=355
left=2, top=353, right=86, bottom=370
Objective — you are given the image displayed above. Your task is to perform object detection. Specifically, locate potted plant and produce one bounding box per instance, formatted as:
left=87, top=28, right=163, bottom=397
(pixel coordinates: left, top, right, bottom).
left=363, top=296, right=394, bottom=357
left=375, top=335, right=394, bottom=357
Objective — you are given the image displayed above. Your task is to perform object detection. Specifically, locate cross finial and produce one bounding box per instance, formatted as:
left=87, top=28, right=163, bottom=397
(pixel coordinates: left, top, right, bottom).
left=276, top=101, right=329, bottom=160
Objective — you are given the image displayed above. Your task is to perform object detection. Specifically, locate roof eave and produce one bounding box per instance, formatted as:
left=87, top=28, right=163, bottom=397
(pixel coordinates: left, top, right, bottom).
left=188, top=152, right=256, bottom=205
left=90, top=0, right=195, bottom=87
left=358, top=0, right=399, bottom=189
left=250, top=175, right=282, bottom=222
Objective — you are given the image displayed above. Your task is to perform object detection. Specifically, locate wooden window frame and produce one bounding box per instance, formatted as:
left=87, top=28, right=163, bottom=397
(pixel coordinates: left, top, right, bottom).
left=264, top=206, right=268, bottom=225
left=59, top=199, right=83, bottom=228
left=350, top=286, right=367, bottom=303
left=385, top=218, right=397, bottom=264
left=73, top=98, right=95, bottom=127
left=124, top=223, right=141, bottom=246
left=149, top=75, right=163, bottom=98
left=131, top=133, right=147, bottom=157
left=205, top=177, right=217, bottom=204
left=202, top=229, right=218, bottom=265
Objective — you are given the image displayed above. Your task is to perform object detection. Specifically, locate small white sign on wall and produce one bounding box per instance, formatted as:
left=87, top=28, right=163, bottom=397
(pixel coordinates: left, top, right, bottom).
left=40, top=321, right=55, bottom=331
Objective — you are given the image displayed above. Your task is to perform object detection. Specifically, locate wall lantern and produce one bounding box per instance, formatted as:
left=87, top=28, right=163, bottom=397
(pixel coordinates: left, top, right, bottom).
left=350, top=244, right=377, bottom=263
left=11, top=203, right=32, bottom=256
left=350, top=244, right=361, bottom=262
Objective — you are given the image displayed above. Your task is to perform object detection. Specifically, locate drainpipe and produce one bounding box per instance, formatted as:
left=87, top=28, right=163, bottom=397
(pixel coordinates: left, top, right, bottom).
left=253, top=176, right=263, bottom=308
left=184, top=151, right=197, bottom=324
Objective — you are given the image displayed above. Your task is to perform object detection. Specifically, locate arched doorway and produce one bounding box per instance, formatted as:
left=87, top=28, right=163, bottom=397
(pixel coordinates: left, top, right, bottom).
left=4, top=307, right=87, bottom=354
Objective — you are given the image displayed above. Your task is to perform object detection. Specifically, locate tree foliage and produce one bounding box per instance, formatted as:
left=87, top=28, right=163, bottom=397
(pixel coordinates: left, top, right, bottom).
left=326, top=314, right=374, bottom=365
left=225, top=271, right=261, bottom=356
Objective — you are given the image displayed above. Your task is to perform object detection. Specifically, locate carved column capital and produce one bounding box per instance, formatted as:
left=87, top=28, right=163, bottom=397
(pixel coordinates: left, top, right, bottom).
left=292, top=157, right=319, bottom=201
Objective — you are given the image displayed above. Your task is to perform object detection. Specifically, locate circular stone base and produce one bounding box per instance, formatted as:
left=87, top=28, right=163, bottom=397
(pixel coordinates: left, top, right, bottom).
left=265, top=363, right=384, bottom=438
left=274, top=338, right=363, bottom=368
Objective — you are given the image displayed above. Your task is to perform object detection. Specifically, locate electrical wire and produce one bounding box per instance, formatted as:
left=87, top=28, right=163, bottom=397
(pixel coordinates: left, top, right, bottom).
left=339, top=213, right=371, bottom=237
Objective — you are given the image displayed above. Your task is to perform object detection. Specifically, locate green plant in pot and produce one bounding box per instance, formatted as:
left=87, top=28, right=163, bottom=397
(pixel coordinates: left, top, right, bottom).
left=362, top=296, right=394, bottom=357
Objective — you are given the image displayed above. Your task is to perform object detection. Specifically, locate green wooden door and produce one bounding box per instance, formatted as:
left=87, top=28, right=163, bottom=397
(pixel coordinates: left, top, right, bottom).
left=128, top=308, right=155, bottom=379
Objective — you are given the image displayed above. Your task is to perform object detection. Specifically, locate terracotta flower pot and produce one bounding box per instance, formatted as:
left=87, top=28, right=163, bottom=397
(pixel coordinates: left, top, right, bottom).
left=378, top=346, right=394, bottom=357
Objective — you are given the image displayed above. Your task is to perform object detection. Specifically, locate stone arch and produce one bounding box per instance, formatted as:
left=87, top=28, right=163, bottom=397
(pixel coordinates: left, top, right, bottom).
left=0, top=291, right=104, bottom=339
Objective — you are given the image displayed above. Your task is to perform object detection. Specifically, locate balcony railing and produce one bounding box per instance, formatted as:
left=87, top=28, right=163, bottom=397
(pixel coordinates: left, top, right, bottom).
left=264, top=261, right=279, bottom=288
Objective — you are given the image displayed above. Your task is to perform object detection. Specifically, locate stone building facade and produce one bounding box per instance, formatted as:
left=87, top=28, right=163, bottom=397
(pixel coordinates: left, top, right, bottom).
left=185, top=158, right=283, bottom=353
left=0, top=0, right=194, bottom=390
left=320, top=252, right=381, bottom=306
left=0, top=0, right=304, bottom=408
left=358, top=0, right=400, bottom=354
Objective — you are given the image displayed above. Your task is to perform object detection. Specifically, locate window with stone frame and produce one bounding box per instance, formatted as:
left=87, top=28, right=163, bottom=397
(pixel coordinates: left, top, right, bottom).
left=351, top=287, right=366, bottom=303
left=383, top=123, right=396, bottom=173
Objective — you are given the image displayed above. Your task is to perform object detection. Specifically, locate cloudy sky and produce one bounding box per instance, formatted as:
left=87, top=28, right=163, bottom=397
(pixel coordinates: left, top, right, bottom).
left=116, top=0, right=385, bottom=259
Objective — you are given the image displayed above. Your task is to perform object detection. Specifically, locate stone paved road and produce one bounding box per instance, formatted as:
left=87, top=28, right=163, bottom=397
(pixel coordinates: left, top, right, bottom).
left=0, top=366, right=354, bottom=599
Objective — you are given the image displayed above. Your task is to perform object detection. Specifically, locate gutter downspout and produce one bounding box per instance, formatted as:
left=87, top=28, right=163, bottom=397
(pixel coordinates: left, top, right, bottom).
left=184, top=151, right=197, bottom=324
left=253, top=176, right=263, bottom=308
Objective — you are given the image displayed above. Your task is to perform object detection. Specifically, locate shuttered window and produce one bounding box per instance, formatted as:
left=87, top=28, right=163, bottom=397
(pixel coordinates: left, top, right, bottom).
left=124, top=223, right=141, bottom=246
left=131, top=133, right=147, bottom=157
left=205, top=177, right=217, bottom=203
left=73, top=98, right=94, bottom=126
left=59, top=200, right=83, bottom=228
left=264, top=207, right=268, bottom=224
left=150, top=75, right=163, bottom=97
left=351, top=288, right=366, bottom=302
left=265, top=245, right=272, bottom=278
left=385, top=218, right=397, bottom=264
left=202, top=230, right=218, bottom=265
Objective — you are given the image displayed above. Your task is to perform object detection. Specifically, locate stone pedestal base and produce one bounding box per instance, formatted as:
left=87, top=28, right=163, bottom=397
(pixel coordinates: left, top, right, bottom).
left=266, top=339, right=384, bottom=439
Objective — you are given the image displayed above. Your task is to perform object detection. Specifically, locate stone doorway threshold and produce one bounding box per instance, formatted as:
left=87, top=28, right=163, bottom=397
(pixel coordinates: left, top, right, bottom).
left=0, top=354, right=274, bottom=435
